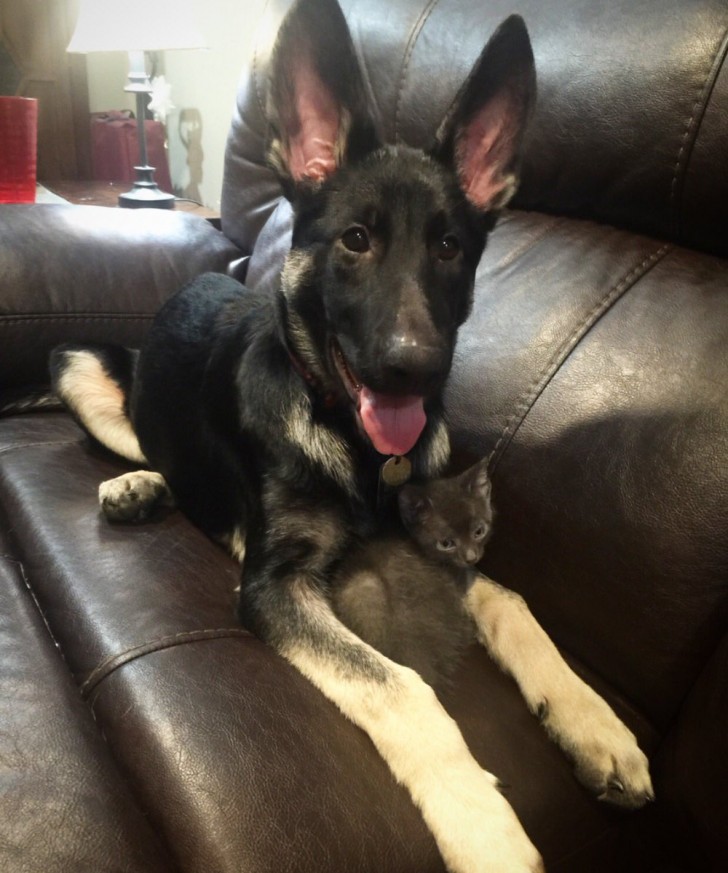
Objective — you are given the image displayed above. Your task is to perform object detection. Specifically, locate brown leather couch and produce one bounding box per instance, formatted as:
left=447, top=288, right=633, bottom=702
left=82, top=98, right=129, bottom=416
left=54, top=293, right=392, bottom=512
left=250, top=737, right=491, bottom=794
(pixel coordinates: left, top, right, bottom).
left=1, top=1, right=727, bottom=871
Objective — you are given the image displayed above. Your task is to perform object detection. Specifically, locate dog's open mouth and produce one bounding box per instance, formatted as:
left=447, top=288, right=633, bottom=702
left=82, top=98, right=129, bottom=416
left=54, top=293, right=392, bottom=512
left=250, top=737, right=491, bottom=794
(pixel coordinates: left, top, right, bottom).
left=331, top=340, right=427, bottom=456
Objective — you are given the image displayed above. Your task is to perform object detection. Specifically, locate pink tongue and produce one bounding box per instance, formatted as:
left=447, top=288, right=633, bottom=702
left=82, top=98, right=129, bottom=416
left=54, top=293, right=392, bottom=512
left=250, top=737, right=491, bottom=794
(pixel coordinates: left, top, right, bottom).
left=359, top=388, right=427, bottom=456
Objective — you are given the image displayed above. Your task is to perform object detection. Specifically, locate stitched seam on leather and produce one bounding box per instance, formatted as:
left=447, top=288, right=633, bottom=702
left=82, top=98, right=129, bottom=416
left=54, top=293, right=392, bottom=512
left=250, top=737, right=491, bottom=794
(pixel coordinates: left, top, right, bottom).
left=80, top=627, right=252, bottom=697
left=489, top=243, right=672, bottom=473
left=0, top=438, right=79, bottom=456
left=2, top=552, right=71, bottom=672
left=393, top=0, right=441, bottom=141
left=0, top=314, right=152, bottom=323
left=669, top=21, right=728, bottom=238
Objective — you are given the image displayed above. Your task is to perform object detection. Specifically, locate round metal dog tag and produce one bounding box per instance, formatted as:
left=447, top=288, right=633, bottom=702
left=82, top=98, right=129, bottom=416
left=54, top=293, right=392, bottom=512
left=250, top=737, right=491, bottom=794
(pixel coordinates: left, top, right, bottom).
left=380, top=455, right=412, bottom=487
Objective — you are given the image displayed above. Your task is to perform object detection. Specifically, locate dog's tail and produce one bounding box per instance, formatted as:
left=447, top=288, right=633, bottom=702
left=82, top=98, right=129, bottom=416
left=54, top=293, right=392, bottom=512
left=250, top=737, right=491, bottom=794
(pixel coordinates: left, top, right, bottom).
left=49, top=344, right=147, bottom=464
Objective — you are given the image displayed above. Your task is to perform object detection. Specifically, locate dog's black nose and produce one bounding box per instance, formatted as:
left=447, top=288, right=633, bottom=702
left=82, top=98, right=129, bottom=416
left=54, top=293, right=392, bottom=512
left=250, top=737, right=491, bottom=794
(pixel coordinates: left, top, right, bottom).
left=379, top=335, right=449, bottom=393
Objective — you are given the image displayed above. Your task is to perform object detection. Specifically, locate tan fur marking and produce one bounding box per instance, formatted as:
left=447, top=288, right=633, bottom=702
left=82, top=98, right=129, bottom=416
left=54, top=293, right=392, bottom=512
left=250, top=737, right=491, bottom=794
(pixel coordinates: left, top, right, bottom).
left=465, top=575, right=653, bottom=806
left=285, top=395, right=356, bottom=495
left=227, top=527, right=247, bottom=564
left=280, top=249, right=316, bottom=299
left=57, top=350, right=146, bottom=463
left=280, top=585, right=542, bottom=873
left=420, top=417, right=451, bottom=477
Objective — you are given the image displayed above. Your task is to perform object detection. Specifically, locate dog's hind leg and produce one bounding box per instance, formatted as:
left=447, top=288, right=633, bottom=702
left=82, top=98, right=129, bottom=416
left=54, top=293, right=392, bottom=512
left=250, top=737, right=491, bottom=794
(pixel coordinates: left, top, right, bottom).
left=98, top=470, right=175, bottom=523
left=465, top=576, right=654, bottom=809
left=50, top=345, right=175, bottom=523
left=273, top=583, right=543, bottom=873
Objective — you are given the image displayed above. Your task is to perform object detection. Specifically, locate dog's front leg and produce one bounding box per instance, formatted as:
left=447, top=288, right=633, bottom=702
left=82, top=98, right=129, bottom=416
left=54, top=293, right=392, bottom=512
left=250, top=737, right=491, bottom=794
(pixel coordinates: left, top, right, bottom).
left=276, top=584, right=543, bottom=873
left=465, top=576, right=654, bottom=808
left=239, top=491, right=542, bottom=873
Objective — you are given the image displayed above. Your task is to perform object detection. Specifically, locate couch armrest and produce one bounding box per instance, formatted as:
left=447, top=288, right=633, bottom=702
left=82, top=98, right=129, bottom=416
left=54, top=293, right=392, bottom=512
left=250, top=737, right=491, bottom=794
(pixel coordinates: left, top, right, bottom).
left=0, top=204, right=245, bottom=389
left=657, top=630, right=728, bottom=871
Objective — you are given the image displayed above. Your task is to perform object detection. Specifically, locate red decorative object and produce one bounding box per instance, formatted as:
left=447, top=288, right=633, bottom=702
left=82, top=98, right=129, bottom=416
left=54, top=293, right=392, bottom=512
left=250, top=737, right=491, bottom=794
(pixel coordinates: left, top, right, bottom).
left=90, top=110, right=172, bottom=193
left=0, top=96, right=38, bottom=203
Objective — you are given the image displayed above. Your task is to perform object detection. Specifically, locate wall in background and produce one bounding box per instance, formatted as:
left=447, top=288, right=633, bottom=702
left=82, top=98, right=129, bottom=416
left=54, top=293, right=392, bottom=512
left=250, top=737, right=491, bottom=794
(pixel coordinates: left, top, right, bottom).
left=85, top=0, right=268, bottom=210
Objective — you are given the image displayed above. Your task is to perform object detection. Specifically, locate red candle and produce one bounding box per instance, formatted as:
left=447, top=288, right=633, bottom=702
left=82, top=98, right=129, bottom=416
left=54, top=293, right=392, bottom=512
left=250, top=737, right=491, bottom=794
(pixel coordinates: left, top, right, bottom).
left=0, top=97, right=38, bottom=204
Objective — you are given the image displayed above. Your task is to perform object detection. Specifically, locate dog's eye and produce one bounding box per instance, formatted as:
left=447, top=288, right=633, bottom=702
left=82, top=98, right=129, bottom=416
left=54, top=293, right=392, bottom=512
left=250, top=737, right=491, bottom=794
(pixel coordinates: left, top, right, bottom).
left=436, top=234, right=460, bottom=261
left=437, top=538, right=456, bottom=552
left=341, top=226, right=370, bottom=253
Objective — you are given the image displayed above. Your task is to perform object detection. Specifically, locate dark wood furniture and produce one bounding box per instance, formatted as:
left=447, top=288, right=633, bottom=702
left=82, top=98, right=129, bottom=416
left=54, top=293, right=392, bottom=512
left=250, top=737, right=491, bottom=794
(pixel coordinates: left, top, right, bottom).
left=42, top=179, right=220, bottom=223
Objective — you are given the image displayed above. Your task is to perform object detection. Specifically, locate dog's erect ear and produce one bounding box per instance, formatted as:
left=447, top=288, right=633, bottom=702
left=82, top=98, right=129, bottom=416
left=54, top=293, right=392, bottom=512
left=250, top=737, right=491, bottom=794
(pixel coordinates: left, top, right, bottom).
left=433, top=15, right=536, bottom=212
left=267, top=0, right=377, bottom=190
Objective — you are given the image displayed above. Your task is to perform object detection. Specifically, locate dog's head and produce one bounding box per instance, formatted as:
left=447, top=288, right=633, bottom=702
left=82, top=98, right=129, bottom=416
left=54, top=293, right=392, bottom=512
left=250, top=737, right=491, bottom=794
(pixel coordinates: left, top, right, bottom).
left=267, top=0, right=535, bottom=457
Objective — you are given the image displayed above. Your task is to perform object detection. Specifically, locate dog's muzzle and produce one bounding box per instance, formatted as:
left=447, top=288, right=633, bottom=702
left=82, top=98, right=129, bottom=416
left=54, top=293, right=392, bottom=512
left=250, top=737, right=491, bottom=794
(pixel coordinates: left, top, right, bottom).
left=332, top=336, right=449, bottom=456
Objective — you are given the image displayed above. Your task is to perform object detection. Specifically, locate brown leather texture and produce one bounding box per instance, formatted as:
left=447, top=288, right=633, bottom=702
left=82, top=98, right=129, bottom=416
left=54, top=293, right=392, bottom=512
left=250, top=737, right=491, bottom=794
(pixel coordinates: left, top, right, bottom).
left=0, top=538, right=175, bottom=873
left=0, top=417, right=659, bottom=873
left=0, top=205, right=243, bottom=389
left=446, top=211, right=728, bottom=730
left=1, top=0, right=727, bottom=871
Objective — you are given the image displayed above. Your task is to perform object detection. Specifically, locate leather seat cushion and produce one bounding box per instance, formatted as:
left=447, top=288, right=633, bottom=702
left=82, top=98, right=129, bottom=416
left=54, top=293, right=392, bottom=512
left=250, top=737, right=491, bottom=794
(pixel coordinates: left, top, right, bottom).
left=0, top=412, right=659, bottom=873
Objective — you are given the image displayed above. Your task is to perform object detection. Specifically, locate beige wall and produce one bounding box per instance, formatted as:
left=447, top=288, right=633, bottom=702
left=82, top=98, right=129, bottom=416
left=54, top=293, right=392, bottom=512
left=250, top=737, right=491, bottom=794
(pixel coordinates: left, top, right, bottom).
left=85, top=0, right=268, bottom=210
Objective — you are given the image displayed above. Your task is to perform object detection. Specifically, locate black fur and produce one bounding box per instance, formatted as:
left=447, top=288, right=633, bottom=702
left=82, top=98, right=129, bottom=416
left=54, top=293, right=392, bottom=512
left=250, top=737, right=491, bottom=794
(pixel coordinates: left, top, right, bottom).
left=52, top=0, right=535, bottom=663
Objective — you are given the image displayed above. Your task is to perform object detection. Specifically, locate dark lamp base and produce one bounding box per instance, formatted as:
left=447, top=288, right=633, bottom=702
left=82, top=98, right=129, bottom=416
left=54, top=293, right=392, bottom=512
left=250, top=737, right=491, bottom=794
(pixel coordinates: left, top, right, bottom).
left=118, top=166, right=175, bottom=210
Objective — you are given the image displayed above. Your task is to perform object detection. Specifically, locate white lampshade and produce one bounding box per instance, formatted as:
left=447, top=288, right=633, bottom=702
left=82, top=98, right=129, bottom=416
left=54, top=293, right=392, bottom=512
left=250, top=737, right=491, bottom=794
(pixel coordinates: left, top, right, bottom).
left=67, top=0, right=207, bottom=53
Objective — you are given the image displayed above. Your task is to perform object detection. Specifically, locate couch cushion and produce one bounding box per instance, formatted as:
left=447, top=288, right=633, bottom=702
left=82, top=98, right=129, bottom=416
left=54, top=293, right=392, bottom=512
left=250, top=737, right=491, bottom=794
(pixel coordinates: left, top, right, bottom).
left=0, top=412, right=661, bottom=873
left=0, top=542, right=174, bottom=873
left=0, top=205, right=244, bottom=390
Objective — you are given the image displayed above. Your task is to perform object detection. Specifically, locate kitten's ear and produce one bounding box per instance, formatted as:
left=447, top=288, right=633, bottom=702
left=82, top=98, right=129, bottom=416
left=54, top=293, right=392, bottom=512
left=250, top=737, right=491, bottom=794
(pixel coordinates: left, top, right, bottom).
left=462, top=458, right=492, bottom=498
left=431, top=15, right=536, bottom=212
left=266, top=0, right=379, bottom=193
left=399, top=486, right=433, bottom=528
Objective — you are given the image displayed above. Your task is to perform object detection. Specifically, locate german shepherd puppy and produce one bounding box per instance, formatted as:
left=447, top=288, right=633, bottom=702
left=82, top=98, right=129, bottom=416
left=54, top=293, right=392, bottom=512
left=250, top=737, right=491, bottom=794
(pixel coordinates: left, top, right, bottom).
left=50, top=1, right=653, bottom=869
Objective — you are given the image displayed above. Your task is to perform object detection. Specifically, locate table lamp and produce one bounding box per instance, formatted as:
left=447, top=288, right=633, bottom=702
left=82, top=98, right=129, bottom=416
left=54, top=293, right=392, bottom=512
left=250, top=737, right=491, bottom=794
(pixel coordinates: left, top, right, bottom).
left=67, top=0, right=206, bottom=209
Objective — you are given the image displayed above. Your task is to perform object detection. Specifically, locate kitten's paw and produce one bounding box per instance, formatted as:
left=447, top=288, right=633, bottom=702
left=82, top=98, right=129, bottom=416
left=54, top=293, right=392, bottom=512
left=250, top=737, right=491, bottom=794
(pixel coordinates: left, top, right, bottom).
left=541, top=690, right=654, bottom=809
left=99, top=471, right=173, bottom=523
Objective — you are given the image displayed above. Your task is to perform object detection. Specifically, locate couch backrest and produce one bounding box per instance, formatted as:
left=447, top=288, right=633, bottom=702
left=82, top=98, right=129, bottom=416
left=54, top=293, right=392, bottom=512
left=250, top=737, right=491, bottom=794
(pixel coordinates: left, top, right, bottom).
left=221, top=0, right=728, bottom=270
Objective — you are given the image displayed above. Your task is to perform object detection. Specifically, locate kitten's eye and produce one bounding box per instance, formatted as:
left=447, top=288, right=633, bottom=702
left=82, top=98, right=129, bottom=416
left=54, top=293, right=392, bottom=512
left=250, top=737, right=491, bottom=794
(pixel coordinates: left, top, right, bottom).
left=437, top=538, right=457, bottom=552
left=473, top=524, right=488, bottom=540
left=436, top=234, right=460, bottom=261
left=341, top=226, right=370, bottom=253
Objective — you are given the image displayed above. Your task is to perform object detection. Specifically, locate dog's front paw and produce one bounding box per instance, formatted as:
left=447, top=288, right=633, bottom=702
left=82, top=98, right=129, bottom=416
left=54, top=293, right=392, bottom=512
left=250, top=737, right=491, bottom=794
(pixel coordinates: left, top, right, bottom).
left=572, top=722, right=654, bottom=810
left=540, top=688, right=654, bottom=809
left=99, top=471, right=173, bottom=523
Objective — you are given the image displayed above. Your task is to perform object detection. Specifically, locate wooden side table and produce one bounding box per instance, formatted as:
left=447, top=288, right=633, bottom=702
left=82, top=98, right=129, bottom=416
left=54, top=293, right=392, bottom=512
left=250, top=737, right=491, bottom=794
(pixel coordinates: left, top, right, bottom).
left=40, top=180, right=221, bottom=226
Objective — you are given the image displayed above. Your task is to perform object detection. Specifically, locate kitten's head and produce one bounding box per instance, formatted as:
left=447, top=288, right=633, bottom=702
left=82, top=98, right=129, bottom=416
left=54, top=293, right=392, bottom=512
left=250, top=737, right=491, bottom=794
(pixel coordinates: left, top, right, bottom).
left=398, top=458, right=493, bottom=568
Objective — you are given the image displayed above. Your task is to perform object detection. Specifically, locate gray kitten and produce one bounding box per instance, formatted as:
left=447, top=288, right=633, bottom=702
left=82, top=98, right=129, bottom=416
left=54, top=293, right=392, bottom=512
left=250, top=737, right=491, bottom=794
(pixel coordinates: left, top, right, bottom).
left=331, top=459, right=493, bottom=687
